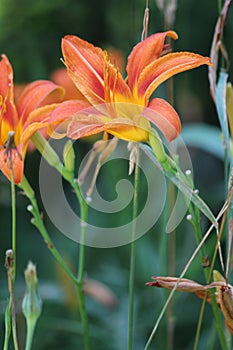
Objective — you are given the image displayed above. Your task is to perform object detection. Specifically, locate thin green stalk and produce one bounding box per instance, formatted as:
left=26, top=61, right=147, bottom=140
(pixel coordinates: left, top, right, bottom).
left=19, top=176, right=77, bottom=285
left=10, top=166, right=16, bottom=282
left=31, top=134, right=90, bottom=348
left=218, top=0, right=223, bottom=14
left=127, top=149, right=140, bottom=350
left=9, top=163, right=19, bottom=350
left=188, top=204, right=228, bottom=350
left=24, top=319, right=37, bottom=350
left=193, top=294, right=208, bottom=350
left=167, top=184, right=176, bottom=350
left=74, top=183, right=90, bottom=350
left=144, top=202, right=228, bottom=350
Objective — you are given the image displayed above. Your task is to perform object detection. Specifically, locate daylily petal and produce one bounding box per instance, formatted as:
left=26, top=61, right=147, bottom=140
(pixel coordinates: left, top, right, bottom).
left=0, top=55, right=18, bottom=136
left=0, top=148, right=23, bottom=184
left=137, top=52, right=213, bottom=104
left=106, top=118, right=149, bottom=142
left=16, top=80, right=64, bottom=124
left=68, top=113, right=149, bottom=142
left=68, top=114, right=107, bottom=139
left=51, top=68, right=86, bottom=101
left=21, top=104, right=61, bottom=145
left=143, top=98, right=181, bottom=141
left=50, top=100, right=90, bottom=125
left=62, top=35, right=106, bottom=105
left=48, top=100, right=91, bottom=138
left=127, top=31, right=178, bottom=92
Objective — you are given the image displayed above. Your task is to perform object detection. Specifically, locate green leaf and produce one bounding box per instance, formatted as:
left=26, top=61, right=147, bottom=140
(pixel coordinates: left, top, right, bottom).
left=140, top=144, right=218, bottom=228
left=216, top=71, right=231, bottom=154
left=181, top=124, right=224, bottom=160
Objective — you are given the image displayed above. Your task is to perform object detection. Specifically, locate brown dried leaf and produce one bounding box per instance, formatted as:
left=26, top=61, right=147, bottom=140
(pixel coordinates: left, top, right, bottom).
left=147, top=275, right=233, bottom=334
left=208, top=0, right=232, bottom=102
left=219, top=285, right=233, bottom=334
left=147, top=276, right=227, bottom=304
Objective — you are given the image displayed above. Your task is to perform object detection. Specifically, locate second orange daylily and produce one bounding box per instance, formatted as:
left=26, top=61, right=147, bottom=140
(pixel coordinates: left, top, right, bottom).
left=51, top=31, right=212, bottom=143
left=0, top=54, right=64, bottom=184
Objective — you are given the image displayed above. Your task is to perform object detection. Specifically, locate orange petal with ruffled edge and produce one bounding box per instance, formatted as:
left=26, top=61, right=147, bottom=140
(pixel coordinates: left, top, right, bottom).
left=0, top=55, right=18, bottom=137
left=21, top=103, right=62, bottom=147
left=16, top=80, right=64, bottom=124
left=0, top=148, right=23, bottom=184
left=47, top=100, right=91, bottom=138
left=67, top=114, right=108, bottom=139
left=137, top=52, right=213, bottom=104
left=62, top=35, right=106, bottom=105
left=62, top=36, right=132, bottom=105
left=49, top=100, right=91, bottom=124
left=68, top=112, right=149, bottom=142
left=143, top=98, right=181, bottom=141
left=126, top=31, right=178, bottom=92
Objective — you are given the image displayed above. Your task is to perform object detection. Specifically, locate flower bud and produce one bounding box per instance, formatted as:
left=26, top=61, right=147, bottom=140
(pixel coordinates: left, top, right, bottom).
left=22, top=261, right=42, bottom=322
left=63, top=140, right=75, bottom=173
left=31, top=132, right=62, bottom=170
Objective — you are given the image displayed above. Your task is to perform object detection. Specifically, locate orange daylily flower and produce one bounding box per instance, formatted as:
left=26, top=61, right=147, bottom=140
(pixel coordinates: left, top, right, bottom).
left=52, top=31, right=212, bottom=143
left=0, top=54, right=64, bottom=184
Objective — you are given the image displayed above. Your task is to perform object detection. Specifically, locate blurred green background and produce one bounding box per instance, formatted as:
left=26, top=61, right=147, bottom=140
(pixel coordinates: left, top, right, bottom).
left=0, top=0, right=232, bottom=349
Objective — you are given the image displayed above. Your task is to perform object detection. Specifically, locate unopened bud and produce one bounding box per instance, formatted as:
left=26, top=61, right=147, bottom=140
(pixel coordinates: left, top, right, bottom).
left=22, top=262, right=42, bottom=322
left=31, top=132, right=62, bottom=170
left=63, top=140, right=75, bottom=173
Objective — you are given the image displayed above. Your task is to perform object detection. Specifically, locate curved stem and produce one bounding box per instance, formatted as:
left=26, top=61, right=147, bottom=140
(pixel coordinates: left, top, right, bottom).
left=19, top=176, right=77, bottom=285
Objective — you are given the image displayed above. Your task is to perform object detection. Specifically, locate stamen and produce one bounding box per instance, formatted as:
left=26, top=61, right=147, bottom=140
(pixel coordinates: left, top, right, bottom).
left=3, top=131, right=22, bottom=163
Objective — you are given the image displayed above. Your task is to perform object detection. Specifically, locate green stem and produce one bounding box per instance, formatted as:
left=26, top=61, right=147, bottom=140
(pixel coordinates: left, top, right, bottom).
left=167, top=181, right=176, bottom=350
left=144, top=204, right=226, bottom=350
left=25, top=318, right=37, bottom=350
left=193, top=294, right=208, bottom=350
left=188, top=205, right=227, bottom=350
left=127, top=149, right=140, bottom=350
left=31, top=134, right=90, bottom=349
left=73, top=180, right=90, bottom=350
left=19, top=176, right=77, bottom=285
left=9, top=163, right=19, bottom=350
left=20, top=175, right=90, bottom=349
left=10, top=167, right=16, bottom=282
